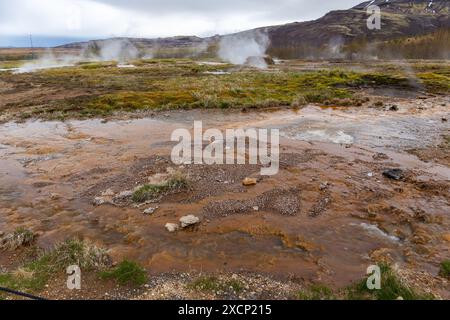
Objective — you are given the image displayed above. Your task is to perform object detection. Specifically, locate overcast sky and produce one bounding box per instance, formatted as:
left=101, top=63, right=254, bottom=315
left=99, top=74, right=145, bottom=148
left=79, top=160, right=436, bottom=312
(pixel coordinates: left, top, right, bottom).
left=0, top=0, right=364, bottom=45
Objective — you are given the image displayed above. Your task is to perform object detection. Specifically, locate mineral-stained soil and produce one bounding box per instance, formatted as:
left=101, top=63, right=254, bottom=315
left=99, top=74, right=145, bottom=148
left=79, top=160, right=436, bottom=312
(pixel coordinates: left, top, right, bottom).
left=0, top=91, right=449, bottom=299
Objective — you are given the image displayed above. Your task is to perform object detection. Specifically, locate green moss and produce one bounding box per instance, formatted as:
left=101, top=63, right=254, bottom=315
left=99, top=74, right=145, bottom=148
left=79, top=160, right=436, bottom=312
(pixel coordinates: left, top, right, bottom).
left=99, top=260, right=147, bottom=286
left=297, top=284, right=336, bottom=300
left=439, top=260, right=450, bottom=279
left=0, top=239, right=111, bottom=294
left=418, top=72, right=450, bottom=93
left=188, top=276, right=244, bottom=294
left=132, top=174, right=189, bottom=203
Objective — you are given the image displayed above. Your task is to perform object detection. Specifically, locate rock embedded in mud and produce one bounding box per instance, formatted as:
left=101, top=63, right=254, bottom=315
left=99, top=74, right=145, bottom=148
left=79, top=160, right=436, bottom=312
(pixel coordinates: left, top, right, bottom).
left=373, top=153, right=389, bottom=161
left=319, top=182, right=330, bottom=191
left=383, top=169, right=404, bottom=181
left=101, top=189, right=115, bottom=197
left=389, top=105, right=399, bottom=112
left=143, top=207, right=158, bottom=215
left=50, top=193, right=61, bottom=200
left=179, top=215, right=200, bottom=228
left=93, top=196, right=114, bottom=206
left=242, top=178, right=257, bottom=186
left=93, top=197, right=106, bottom=206
left=165, top=223, right=179, bottom=233
left=114, top=190, right=133, bottom=201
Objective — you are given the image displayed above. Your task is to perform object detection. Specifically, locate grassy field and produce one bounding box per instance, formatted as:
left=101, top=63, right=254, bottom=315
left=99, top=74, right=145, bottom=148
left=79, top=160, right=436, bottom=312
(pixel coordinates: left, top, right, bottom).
left=0, top=58, right=449, bottom=121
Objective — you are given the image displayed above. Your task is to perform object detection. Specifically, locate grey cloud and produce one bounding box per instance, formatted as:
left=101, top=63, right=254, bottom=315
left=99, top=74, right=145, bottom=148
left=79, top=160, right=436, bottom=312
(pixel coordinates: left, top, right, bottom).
left=92, top=0, right=363, bottom=22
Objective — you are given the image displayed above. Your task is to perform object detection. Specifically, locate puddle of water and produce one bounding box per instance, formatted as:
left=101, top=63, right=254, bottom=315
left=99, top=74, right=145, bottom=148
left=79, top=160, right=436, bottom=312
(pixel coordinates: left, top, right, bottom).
left=117, top=64, right=136, bottom=68
left=197, top=61, right=228, bottom=66
left=351, top=223, right=400, bottom=243
left=203, top=71, right=231, bottom=75
left=278, top=106, right=448, bottom=150
left=0, top=68, right=19, bottom=73
left=291, top=129, right=355, bottom=144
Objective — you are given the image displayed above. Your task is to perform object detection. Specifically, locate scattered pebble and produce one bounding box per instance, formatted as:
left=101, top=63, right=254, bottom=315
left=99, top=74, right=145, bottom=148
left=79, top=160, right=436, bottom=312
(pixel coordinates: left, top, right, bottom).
left=389, top=105, right=399, bottom=111
left=50, top=193, right=61, bottom=200
left=165, top=223, right=179, bottom=233
left=143, top=207, right=158, bottom=215
left=93, top=197, right=106, bottom=206
left=383, top=169, right=404, bottom=181
left=101, top=189, right=115, bottom=197
left=179, top=215, right=200, bottom=228
left=242, top=177, right=257, bottom=186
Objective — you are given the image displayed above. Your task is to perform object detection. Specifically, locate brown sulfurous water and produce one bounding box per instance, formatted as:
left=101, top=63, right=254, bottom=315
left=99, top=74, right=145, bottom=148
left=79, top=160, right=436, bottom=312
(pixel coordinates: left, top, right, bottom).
left=0, top=101, right=449, bottom=290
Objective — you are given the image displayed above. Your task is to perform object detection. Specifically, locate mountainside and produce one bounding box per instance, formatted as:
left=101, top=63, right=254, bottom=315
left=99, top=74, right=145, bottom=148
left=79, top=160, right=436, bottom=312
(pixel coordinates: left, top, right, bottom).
left=58, top=0, right=450, bottom=59
left=263, top=0, right=450, bottom=58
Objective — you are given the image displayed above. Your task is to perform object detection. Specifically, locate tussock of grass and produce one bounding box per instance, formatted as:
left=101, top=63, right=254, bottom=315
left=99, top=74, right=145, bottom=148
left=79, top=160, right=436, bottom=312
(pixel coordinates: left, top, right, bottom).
left=132, top=173, right=189, bottom=203
left=0, top=228, right=35, bottom=251
left=0, top=239, right=111, bottom=294
left=99, top=260, right=147, bottom=286
left=346, top=264, right=434, bottom=300
left=188, top=276, right=244, bottom=294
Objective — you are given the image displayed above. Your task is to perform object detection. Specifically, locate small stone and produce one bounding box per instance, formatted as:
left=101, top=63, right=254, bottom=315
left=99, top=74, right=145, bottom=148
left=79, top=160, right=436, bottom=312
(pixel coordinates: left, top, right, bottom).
left=101, top=189, right=115, bottom=197
left=165, top=223, right=179, bottom=232
left=50, top=193, right=61, bottom=200
left=368, top=210, right=378, bottom=219
left=179, top=215, right=200, bottom=228
left=242, top=177, right=257, bottom=186
left=143, top=207, right=158, bottom=215
left=442, top=118, right=448, bottom=122
left=383, top=169, right=404, bottom=181
left=373, top=153, right=389, bottom=161
left=93, top=197, right=106, bottom=206
left=389, top=105, right=399, bottom=111
left=253, top=206, right=259, bottom=211
left=319, top=182, right=329, bottom=191
left=115, top=190, right=133, bottom=200
left=367, top=172, right=374, bottom=178
left=397, top=296, right=404, bottom=300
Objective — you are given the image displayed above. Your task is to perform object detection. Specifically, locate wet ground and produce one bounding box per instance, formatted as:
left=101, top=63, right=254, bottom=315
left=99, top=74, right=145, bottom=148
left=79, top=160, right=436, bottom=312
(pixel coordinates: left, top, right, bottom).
left=1, top=91, right=449, bottom=298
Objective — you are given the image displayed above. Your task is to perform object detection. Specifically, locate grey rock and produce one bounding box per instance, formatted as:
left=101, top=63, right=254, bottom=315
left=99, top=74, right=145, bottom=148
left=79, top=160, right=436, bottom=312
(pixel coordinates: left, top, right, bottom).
left=179, top=215, right=200, bottom=228
left=383, top=169, right=404, bottom=181
left=165, top=223, right=179, bottom=233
